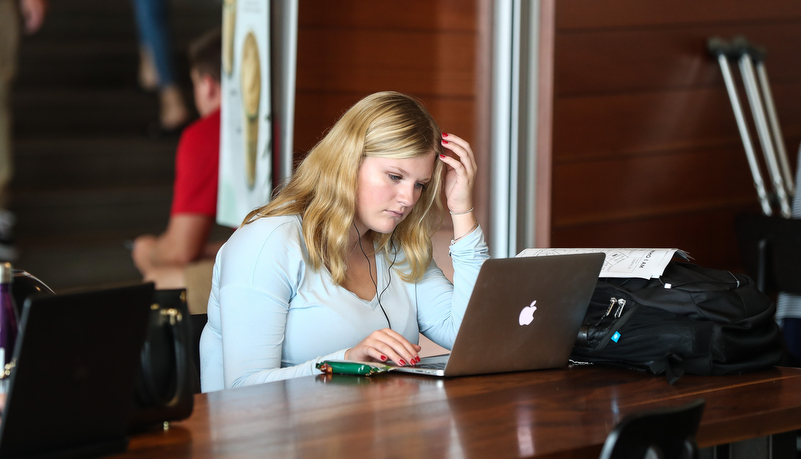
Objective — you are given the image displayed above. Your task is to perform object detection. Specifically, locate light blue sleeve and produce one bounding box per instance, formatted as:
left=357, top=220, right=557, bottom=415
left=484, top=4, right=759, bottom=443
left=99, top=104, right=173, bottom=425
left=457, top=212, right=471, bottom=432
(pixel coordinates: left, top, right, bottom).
left=217, top=218, right=347, bottom=389
left=415, top=226, right=489, bottom=349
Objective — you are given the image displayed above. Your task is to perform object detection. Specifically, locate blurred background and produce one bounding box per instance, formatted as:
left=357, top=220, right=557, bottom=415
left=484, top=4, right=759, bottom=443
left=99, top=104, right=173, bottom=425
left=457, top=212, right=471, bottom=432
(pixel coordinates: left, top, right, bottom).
left=9, top=0, right=220, bottom=291
left=8, top=0, right=801, bottom=292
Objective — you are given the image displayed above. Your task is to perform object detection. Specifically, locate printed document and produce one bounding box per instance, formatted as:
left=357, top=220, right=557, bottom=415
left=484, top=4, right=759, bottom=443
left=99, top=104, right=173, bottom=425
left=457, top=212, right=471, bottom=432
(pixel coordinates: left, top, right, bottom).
left=516, top=248, right=690, bottom=279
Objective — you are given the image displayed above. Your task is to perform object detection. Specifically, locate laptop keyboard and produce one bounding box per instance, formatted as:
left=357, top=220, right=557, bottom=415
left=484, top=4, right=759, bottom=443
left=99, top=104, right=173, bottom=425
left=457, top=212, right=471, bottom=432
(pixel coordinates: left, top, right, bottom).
left=414, top=361, right=447, bottom=370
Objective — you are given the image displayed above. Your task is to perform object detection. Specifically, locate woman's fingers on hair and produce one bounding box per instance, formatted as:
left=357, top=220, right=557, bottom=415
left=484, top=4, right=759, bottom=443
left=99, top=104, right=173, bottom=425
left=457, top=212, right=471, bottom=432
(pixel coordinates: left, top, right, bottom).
left=440, top=146, right=473, bottom=179
left=439, top=147, right=475, bottom=185
left=441, top=136, right=476, bottom=177
left=442, top=132, right=467, bottom=147
left=441, top=133, right=476, bottom=162
left=438, top=151, right=462, bottom=171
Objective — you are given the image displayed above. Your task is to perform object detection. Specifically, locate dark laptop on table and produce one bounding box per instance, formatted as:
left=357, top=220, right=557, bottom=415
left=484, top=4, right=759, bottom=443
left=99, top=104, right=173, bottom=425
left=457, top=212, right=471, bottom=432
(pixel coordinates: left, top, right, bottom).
left=389, top=253, right=604, bottom=377
left=0, top=283, right=154, bottom=459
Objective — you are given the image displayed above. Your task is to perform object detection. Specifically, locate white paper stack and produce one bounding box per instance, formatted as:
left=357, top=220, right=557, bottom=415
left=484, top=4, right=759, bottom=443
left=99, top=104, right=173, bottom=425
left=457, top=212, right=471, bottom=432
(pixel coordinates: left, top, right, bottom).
left=515, top=248, right=691, bottom=279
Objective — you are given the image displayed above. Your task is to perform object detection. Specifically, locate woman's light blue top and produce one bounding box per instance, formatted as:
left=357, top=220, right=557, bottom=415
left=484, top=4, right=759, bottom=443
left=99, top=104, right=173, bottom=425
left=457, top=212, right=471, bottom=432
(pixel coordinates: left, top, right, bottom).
left=199, top=215, right=488, bottom=392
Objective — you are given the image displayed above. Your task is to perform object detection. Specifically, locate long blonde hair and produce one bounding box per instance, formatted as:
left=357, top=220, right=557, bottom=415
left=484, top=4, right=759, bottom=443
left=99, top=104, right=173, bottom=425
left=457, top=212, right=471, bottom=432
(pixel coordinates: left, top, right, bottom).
left=243, top=91, right=445, bottom=284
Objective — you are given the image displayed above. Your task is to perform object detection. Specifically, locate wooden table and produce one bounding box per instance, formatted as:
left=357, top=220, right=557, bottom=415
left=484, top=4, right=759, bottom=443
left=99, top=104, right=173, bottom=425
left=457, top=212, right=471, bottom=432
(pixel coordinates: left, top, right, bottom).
left=117, top=366, right=801, bottom=458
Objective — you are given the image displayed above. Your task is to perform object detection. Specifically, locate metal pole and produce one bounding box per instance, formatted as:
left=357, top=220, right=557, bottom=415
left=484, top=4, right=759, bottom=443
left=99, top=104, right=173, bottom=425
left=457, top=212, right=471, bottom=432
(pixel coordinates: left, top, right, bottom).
left=517, top=0, right=540, bottom=252
left=490, top=0, right=514, bottom=258
left=739, top=54, right=792, bottom=218
left=755, top=61, right=795, bottom=197
left=507, top=0, right=522, bottom=255
left=270, top=0, right=298, bottom=186
left=709, top=40, right=772, bottom=216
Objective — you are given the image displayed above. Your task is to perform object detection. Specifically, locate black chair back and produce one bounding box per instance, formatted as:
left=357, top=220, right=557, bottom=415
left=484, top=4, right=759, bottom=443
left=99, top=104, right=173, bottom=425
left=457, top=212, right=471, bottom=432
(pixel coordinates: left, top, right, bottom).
left=735, top=213, right=801, bottom=294
left=189, top=313, right=207, bottom=391
left=599, top=399, right=705, bottom=459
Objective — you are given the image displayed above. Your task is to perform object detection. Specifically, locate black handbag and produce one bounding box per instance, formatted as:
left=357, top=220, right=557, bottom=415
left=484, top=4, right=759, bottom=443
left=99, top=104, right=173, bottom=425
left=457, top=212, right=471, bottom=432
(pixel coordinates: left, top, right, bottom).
left=129, top=288, right=197, bottom=431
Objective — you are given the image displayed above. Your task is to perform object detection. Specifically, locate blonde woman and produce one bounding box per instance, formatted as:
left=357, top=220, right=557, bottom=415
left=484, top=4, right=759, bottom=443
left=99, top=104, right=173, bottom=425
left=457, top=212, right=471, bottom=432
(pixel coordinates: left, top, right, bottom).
left=200, top=91, right=488, bottom=392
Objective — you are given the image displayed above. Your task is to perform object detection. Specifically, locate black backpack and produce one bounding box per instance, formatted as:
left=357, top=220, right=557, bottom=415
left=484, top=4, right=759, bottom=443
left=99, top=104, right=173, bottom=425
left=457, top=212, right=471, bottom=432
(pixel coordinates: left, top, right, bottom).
left=570, top=262, right=782, bottom=384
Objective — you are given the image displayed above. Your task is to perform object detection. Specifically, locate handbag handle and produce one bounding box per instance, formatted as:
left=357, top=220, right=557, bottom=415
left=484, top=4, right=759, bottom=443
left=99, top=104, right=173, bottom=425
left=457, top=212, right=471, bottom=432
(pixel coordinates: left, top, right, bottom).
left=139, top=306, right=190, bottom=408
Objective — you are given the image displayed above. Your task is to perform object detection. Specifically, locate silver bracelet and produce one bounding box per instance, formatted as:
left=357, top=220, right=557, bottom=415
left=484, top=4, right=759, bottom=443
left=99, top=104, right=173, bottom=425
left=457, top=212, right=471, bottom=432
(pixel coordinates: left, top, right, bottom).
left=450, top=222, right=479, bottom=246
left=449, top=207, right=474, bottom=216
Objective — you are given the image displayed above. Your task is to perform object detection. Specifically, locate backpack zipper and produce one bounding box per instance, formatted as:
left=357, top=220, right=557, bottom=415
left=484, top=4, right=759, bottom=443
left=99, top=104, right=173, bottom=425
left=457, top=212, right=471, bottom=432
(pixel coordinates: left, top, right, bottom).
left=614, top=299, right=627, bottom=318
left=604, top=297, right=617, bottom=318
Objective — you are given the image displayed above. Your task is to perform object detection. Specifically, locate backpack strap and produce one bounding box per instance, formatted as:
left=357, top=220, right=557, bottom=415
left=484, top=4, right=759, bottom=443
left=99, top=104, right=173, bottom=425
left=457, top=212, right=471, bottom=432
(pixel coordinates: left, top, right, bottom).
left=648, top=353, right=685, bottom=385
left=591, top=302, right=641, bottom=353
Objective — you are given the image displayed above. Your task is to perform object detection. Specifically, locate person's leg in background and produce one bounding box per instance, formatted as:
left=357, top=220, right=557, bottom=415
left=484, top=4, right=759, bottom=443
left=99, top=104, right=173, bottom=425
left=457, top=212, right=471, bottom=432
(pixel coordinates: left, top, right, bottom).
left=0, top=81, right=17, bottom=262
left=131, top=0, right=189, bottom=131
left=0, top=0, right=20, bottom=261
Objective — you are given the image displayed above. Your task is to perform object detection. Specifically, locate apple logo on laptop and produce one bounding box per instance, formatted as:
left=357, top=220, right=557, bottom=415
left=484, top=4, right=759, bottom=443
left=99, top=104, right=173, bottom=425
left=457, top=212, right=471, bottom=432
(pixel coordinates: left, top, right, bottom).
left=519, top=301, right=537, bottom=326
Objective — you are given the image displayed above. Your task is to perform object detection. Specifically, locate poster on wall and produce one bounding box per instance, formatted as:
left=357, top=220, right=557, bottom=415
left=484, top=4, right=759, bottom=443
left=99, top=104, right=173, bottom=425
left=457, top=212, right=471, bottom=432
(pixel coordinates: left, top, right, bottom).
left=217, top=0, right=272, bottom=228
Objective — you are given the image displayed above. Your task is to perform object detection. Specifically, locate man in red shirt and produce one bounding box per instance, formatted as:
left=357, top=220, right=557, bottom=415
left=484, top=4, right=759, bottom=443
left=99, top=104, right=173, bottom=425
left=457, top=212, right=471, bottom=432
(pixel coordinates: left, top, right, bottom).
left=132, top=29, right=225, bottom=292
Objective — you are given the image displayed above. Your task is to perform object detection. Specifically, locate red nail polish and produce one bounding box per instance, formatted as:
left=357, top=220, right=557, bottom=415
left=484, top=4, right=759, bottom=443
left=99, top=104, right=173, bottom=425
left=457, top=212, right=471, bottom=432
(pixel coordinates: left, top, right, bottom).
left=442, top=132, right=449, bottom=137
left=442, top=140, right=449, bottom=144
left=380, top=355, right=387, bottom=361
left=399, top=359, right=406, bottom=366
left=415, top=356, right=421, bottom=363
left=439, top=154, right=446, bottom=159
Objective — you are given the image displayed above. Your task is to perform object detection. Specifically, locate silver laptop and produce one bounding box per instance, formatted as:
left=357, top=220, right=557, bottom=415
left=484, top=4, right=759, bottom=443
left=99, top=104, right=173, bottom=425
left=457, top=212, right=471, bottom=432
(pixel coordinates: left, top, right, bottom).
left=390, top=253, right=604, bottom=377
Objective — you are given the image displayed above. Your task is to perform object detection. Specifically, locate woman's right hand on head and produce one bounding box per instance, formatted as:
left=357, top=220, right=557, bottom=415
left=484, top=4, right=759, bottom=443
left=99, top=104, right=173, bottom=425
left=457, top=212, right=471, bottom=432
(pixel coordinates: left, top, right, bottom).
left=344, top=329, right=422, bottom=366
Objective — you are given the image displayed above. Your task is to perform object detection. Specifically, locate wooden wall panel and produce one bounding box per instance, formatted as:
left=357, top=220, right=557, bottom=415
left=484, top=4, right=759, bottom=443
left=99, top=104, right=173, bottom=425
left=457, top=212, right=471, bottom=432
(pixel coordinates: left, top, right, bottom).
left=554, top=88, right=738, bottom=158
left=551, top=206, right=757, bottom=270
left=295, top=2, right=478, bottom=153
left=556, top=1, right=801, bottom=30
left=299, top=0, right=476, bottom=32
left=554, top=83, right=801, bottom=160
left=549, top=1, right=801, bottom=271
left=296, top=30, right=475, bottom=97
left=555, top=23, right=801, bottom=96
left=552, top=145, right=756, bottom=227
left=293, top=1, right=488, bottom=231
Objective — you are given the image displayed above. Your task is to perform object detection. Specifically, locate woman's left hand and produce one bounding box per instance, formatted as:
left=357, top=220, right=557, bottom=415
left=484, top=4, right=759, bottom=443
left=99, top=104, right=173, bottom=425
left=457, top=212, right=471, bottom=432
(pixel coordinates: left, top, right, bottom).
left=438, top=133, right=476, bottom=215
